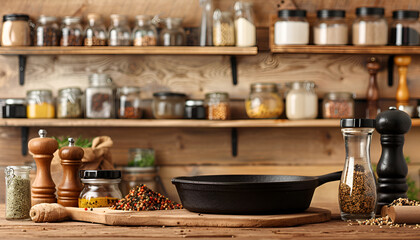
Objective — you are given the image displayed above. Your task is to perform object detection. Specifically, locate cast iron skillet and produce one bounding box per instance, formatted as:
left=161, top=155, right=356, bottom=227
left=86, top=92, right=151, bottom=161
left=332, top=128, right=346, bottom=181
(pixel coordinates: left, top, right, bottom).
left=172, top=171, right=342, bottom=214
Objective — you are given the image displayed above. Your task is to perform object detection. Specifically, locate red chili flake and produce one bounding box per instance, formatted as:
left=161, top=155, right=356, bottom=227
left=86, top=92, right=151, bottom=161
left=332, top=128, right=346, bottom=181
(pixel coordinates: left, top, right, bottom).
left=84, top=208, right=88, bottom=211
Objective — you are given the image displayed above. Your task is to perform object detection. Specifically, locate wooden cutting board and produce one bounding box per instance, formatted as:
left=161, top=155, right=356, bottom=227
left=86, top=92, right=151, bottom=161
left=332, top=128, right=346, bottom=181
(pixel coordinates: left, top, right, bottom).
left=66, top=207, right=331, bottom=227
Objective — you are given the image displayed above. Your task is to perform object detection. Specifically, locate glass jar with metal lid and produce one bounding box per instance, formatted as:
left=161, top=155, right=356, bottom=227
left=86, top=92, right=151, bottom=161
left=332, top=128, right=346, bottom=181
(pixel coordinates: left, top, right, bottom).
left=132, top=15, right=158, bottom=46
left=185, top=100, right=206, bottom=119
left=1, top=14, right=31, bottom=46
left=274, top=10, right=309, bottom=45
left=2, top=98, right=26, bottom=118
left=5, top=166, right=31, bottom=220
left=285, top=81, right=318, bottom=120
left=117, top=86, right=142, bottom=119
left=108, top=14, right=131, bottom=46
left=34, top=15, right=60, bottom=46
left=390, top=10, right=420, bottom=46
left=205, top=92, right=230, bottom=120
left=84, top=13, right=107, bottom=46
left=79, top=170, right=122, bottom=208
left=152, top=92, right=187, bottom=119
left=60, top=16, right=84, bottom=46
left=314, top=10, right=348, bottom=45
left=323, top=92, right=354, bottom=119
left=57, top=87, right=83, bottom=119
left=85, top=73, right=114, bottom=119
left=352, top=7, right=388, bottom=46
left=246, top=83, right=283, bottom=119
left=159, top=18, right=186, bottom=46
left=26, top=90, right=55, bottom=119
left=120, top=167, right=160, bottom=197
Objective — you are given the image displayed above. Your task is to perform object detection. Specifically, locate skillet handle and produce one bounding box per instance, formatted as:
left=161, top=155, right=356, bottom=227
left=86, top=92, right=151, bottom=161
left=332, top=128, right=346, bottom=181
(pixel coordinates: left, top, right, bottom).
left=317, top=171, right=342, bottom=186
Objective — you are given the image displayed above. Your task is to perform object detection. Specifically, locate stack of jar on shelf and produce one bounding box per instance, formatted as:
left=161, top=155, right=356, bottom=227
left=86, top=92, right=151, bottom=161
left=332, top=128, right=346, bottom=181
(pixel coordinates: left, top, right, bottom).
left=274, top=8, right=420, bottom=46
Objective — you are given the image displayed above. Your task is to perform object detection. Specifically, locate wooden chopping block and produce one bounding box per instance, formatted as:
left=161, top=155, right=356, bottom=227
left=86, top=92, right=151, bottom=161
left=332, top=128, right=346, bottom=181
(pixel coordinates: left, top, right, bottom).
left=381, top=206, right=420, bottom=224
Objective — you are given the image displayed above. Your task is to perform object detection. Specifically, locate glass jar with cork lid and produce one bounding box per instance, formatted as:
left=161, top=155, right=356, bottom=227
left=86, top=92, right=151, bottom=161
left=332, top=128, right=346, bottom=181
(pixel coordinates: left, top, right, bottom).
left=205, top=92, right=230, bottom=120
left=132, top=15, right=158, bottom=46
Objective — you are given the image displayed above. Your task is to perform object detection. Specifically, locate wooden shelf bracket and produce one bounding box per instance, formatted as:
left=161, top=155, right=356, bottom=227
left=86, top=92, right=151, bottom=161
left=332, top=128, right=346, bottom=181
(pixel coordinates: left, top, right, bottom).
left=21, top=126, right=29, bottom=156
left=230, top=56, right=238, bottom=85
left=19, top=55, right=26, bottom=86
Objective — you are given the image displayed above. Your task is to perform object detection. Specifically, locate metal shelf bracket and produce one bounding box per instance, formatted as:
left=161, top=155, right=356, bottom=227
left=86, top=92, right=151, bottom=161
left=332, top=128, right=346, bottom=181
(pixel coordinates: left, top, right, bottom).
left=230, top=56, right=238, bottom=85
left=231, top=128, right=238, bottom=157
left=19, top=55, right=27, bottom=86
left=388, top=55, right=395, bottom=87
left=21, top=127, right=29, bottom=156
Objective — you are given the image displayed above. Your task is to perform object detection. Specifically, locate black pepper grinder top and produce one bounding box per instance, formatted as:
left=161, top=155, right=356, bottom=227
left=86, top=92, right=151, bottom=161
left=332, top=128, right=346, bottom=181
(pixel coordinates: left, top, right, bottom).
left=375, top=106, right=411, bottom=211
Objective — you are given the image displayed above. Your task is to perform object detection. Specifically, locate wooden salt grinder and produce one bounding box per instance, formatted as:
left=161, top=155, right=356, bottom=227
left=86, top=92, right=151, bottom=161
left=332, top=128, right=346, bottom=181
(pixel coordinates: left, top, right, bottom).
left=375, top=107, right=412, bottom=211
left=366, top=57, right=380, bottom=119
left=57, top=138, right=84, bottom=207
left=394, top=56, right=411, bottom=107
left=29, top=129, right=58, bottom=206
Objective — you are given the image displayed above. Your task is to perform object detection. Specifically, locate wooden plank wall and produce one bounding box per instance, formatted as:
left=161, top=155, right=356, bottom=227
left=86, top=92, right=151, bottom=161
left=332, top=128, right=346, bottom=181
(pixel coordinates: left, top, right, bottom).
left=0, top=0, right=420, bottom=203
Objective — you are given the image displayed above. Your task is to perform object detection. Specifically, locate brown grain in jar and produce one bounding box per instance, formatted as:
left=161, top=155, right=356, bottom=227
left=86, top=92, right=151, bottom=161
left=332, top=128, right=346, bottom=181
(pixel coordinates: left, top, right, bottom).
left=204, top=92, right=230, bottom=120
left=322, top=92, right=354, bottom=119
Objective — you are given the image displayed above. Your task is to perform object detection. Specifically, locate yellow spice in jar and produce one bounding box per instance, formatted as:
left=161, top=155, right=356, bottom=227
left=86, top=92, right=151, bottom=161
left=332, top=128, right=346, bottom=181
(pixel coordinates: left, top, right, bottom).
left=245, top=96, right=284, bottom=119
left=27, top=102, right=55, bottom=118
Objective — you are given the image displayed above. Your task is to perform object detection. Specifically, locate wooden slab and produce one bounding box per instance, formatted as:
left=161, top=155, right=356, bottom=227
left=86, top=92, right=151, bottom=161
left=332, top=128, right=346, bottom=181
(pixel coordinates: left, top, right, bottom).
left=66, top=207, right=331, bottom=228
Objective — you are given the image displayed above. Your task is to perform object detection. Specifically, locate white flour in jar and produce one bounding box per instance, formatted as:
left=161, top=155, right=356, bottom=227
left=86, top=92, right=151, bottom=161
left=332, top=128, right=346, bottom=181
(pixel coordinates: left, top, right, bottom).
left=235, top=17, right=256, bottom=46
left=274, top=21, right=309, bottom=45
left=286, top=89, right=318, bottom=120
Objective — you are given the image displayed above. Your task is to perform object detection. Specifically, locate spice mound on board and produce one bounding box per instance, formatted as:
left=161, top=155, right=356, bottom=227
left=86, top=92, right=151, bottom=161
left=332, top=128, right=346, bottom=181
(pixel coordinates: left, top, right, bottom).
left=111, top=184, right=183, bottom=211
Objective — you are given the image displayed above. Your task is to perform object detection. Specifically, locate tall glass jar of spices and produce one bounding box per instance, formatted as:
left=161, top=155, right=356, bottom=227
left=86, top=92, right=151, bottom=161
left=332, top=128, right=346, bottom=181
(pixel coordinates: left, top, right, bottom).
left=85, top=74, right=114, bottom=119
left=159, top=18, right=186, bottom=46
left=5, top=166, right=31, bottom=220
left=26, top=89, right=55, bottom=119
left=117, top=86, right=142, bottom=119
left=234, top=1, right=256, bottom=47
left=132, top=15, right=158, bottom=46
left=84, top=13, right=107, bottom=46
left=246, top=83, right=283, bottom=119
left=60, top=16, right=83, bottom=46
left=205, top=92, right=230, bottom=120
left=108, top=14, right=131, bottom=46
left=57, top=87, right=83, bottom=119
left=285, top=81, right=318, bottom=120
left=35, top=16, right=60, bottom=46
left=213, top=10, right=235, bottom=46
left=314, top=10, right=348, bottom=45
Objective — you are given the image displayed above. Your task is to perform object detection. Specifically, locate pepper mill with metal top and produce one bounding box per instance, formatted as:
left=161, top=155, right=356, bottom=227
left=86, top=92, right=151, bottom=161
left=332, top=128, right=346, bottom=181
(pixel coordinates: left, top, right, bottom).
left=29, top=129, right=58, bottom=206
left=57, top=138, right=84, bottom=207
left=375, top=106, right=412, bottom=211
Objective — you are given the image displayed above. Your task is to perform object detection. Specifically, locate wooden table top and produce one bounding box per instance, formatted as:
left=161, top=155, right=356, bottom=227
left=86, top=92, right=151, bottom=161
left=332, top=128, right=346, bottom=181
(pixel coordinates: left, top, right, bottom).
left=1, top=204, right=419, bottom=239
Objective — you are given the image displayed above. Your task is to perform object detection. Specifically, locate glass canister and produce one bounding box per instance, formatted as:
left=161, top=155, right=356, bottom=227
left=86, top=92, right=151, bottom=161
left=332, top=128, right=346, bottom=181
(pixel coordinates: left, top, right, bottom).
left=234, top=1, right=256, bottom=47
left=84, top=13, right=107, bottom=46
left=245, top=83, right=283, bottom=119
left=120, top=167, right=159, bottom=196
left=274, top=10, right=309, bottom=45
left=34, top=15, right=60, bottom=46
left=314, top=10, right=348, bottom=45
left=128, top=148, right=155, bottom=167
left=5, top=166, right=31, bottom=220
left=132, top=15, right=158, bottom=46
left=108, top=14, right=131, bottom=46
left=117, top=86, right=142, bottom=119
left=26, top=90, right=55, bottom=119
left=322, top=92, right=354, bottom=119
left=79, top=170, right=122, bottom=208
left=1, top=14, right=31, bottom=46
left=339, top=119, right=377, bottom=220
left=159, top=18, right=186, bottom=46
left=60, top=16, right=83, bottom=46
left=390, top=10, right=420, bottom=46
left=352, top=7, right=388, bottom=46
left=57, top=87, right=83, bottom=119
left=205, top=92, right=230, bottom=120
left=2, top=98, right=26, bottom=118
left=85, top=73, right=114, bottom=119
left=213, top=10, right=235, bottom=46
left=285, top=81, right=318, bottom=120
left=152, top=92, right=187, bottom=119
left=185, top=100, right=206, bottom=119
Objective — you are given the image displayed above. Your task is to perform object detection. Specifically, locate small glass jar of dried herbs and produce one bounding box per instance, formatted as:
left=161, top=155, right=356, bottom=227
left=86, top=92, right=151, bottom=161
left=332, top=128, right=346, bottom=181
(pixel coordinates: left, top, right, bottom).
left=5, top=166, right=31, bottom=220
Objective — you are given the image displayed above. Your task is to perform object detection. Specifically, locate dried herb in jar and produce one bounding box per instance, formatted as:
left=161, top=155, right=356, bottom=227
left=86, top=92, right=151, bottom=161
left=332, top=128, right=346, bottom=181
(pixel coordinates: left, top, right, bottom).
left=6, top=175, right=31, bottom=219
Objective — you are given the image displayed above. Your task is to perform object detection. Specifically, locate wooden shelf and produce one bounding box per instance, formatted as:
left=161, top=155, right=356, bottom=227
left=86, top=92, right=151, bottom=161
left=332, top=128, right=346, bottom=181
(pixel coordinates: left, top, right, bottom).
left=0, top=46, right=258, bottom=56
left=270, top=45, right=420, bottom=55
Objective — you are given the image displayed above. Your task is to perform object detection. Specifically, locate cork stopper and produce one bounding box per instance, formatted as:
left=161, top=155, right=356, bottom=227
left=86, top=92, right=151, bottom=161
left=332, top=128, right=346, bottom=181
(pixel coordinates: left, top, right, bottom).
left=28, top=129, right=58, bottom=155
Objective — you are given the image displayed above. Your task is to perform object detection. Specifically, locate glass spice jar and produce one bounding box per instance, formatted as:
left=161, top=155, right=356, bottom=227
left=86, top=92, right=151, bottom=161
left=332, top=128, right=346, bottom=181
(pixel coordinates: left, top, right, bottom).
left=2, top=98, right=27, bottom=118
left=128, top=148, right=155, bottom=167
left=60, top=16, right=83, bottom=46
left=132, top=15, right=158, bottom=46
left=185, top=100, right=206, bottom=119
left=285, top=81, right=318, bottom=120
left=120, top=167, right=159, bottom=197
left=205, top=92, right=230, bottom=120
left=108, top=14, right=131, bottom=46
left=1, top=14, right=31, bottom=46
left=117, top=86, right=142, bottom=119
left=246, top=83, right=283, bottom=119
left=159, top=18, right=186, bottom=46
left=79, top=170, right=122, bottom=208
left=234, top=1, right=256, bottom=47
left=34, top=15, right=60, bottom=46
left=84, top=13, right=107, bottom=46
left=352, top=7, right=388, bottom=46
left=26, top=89, right=55, bottom=119
left=339, top=119, right=377, bottom=221
left=390, top=10, right=420, bottom=46
left=314, top=10, right=348, bottom=45
left=57, top=87, right=83, bottom=119
left=274, top=10, right=309, bottom=45
left=213, top=10, right=235, bottom=46
left=322, top=92, right=354, bottom=119
left=5, top=166, right=31, bottom=220
left=152, top=92, right=187, bottom=119
left=85, top=73, right=114, bottom=119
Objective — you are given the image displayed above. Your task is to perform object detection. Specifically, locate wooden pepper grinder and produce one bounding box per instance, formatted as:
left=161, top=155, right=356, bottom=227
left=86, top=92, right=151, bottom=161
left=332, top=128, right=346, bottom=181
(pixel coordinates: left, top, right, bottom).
left=375, top=107, right=412, bottom=211
left=29, top=129, right=58, bottom=206
left=394, top=56, right=411, bottom=108
left=57, top=138, right=84, bottom=207
left=366, top=57, right=380, bottom=119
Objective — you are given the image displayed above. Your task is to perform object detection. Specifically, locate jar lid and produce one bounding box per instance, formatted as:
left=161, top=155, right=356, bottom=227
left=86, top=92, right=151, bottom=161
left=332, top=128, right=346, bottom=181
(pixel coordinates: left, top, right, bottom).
left=317, top=9, right=346, bottom=18
left=251, top=83, right=279, bottom=92
left=153, top=92, right=186, bottom=98
left=356, top=7, right=385, bottom=16
left=38, top=15, right=58, bottom=23
left=26, top=89, right=53, bottom=96
left=118, top=86, right=141, bottom=95
left=286, top=81, right=316, bottom=90
left=185, top=99, right=204, bottom=107
left=3, top=14, right=30, bottom=22
left=58, top=87, right=82, bottom=96
left=234, top=1, right=253, bottom=11
left=340, top=119, right=375, bottom=128
left=89, top=73, right=112, bottom=86
left=121, top=166, right=157, bottom=173
left=62, top=16, right=81, bottom=24
left=324, top=92, right=354, bottom=100
left=278, top=9, right=307, bottom=18
left=80, top=170, right=121, bottom=179
left=5, top=98, right=26, bottom=105
left=205, top=92, right=229, bottom=98
left=392, top=10, right=420, bottom=20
